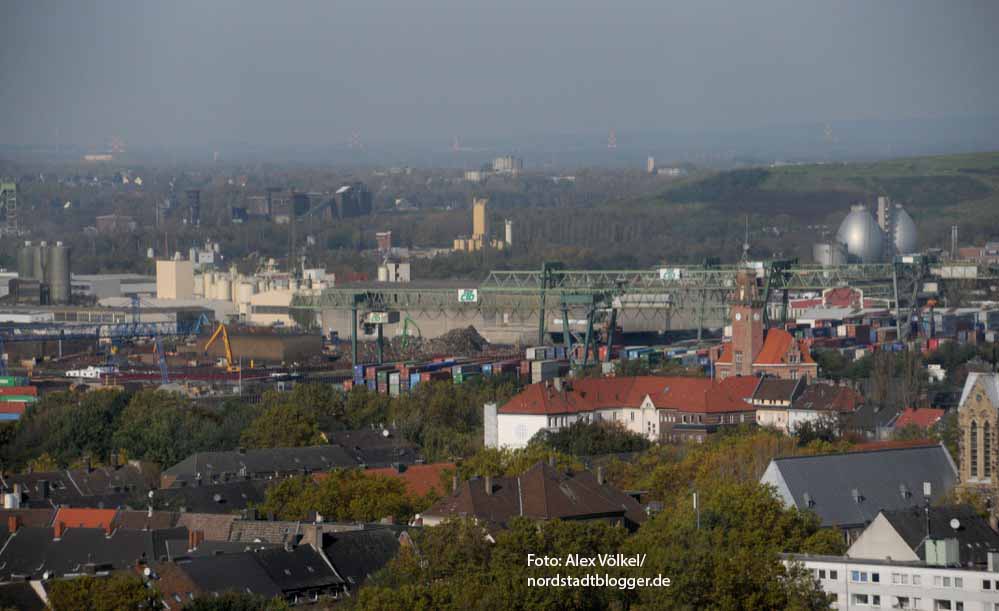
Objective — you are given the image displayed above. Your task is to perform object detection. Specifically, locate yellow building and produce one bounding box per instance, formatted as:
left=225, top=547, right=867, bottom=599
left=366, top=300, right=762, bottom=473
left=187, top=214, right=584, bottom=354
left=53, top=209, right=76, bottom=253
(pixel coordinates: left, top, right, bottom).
left=156, top=259, right=194, bottom=299
left=455, top=198, right=507, bottom=252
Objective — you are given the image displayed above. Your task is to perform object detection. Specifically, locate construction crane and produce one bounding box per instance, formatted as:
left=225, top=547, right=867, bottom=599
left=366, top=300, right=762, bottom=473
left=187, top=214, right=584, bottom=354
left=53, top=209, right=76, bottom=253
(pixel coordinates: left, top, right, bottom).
left=400, top=316, right=421, bottom=350
left=204, top=323, right=240, bottom=373
left=154, top=336, right=169, bottom=384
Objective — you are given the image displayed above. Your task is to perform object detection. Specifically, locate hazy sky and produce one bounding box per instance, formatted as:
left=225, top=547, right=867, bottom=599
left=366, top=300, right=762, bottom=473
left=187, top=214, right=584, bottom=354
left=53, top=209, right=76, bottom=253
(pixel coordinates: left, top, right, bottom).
left=2, top=0, right=997, bottom=150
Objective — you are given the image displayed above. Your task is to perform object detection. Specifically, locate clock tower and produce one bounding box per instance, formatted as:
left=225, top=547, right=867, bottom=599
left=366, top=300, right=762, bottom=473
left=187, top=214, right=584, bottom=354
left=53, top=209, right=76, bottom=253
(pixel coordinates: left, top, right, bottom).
left=730, top=269, right=764, bottom=376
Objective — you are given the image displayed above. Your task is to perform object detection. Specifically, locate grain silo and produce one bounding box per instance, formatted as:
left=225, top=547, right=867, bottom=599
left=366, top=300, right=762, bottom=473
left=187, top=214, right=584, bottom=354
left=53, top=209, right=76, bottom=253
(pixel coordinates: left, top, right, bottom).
left=46, top=241, right=71, bottom=304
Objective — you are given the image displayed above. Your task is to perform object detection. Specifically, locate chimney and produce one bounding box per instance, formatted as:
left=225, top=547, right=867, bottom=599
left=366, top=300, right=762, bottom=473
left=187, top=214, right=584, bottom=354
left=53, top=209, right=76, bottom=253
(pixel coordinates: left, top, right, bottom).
left=105, top=522, right=113, bottom=537
left=7, top=515, right=20, bottom=534
left=485, top=476, right=493, bottom=496
left=195, top=530, right=205, bottom=548
left=110, top=452, right=118, bottom=468
left=13, top=483, right=22, bottom=499
left=597, top=466, right=605, bottom=486
left=40, top=480, right=50, bottom=499
left=53, top=521, right=65, bottom=540
left=187, top=529, right=197, bottom=551
left=452, top=474, right=459, bottom=493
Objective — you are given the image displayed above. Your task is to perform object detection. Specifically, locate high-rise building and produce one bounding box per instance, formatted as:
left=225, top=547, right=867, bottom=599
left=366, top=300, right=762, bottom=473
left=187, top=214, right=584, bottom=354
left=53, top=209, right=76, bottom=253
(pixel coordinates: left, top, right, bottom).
left=646, top=157, right=655, bottom=174
left=330, top=183, right=373, bottom=220
left=492, top=155, right=523, bottom=174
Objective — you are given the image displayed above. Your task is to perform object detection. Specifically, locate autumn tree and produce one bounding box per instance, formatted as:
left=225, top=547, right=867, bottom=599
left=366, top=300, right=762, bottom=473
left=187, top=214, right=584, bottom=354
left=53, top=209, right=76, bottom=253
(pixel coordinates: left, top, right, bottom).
left=240, top=403, right=323, bottom=449
left=47, top=574, right=159, bottom=611
left=257, top=470, right=421, bottom=522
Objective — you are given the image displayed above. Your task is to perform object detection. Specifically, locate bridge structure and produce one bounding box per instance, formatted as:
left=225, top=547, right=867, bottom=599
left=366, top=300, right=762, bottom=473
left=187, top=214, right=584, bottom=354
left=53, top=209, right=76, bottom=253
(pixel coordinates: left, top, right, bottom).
left=291, top=260, right=926, bottom=366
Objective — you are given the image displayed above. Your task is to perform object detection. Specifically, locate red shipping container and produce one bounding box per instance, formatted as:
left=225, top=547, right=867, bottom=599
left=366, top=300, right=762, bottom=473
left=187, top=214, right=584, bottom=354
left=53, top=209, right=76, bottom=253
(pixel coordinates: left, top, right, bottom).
left=0, top=403, right=27, bottom=416
left=0, top=386, right=37, bottom=397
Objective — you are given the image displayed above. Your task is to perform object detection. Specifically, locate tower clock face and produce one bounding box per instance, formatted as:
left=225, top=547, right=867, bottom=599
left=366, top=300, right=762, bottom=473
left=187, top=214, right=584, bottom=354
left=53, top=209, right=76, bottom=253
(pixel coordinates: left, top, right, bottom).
left=735, top=313, right=742, bottom=321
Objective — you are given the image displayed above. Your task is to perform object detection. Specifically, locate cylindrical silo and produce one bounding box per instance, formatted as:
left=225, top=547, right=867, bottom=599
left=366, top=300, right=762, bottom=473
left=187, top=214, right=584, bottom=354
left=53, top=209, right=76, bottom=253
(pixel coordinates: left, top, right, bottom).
left=31, top=242, right=46, bottom=281
left=17, top=242, right=34, bottom=280
left=46, top=242, right=72, bottom=304
left=216, top=278, right=231, bottom=301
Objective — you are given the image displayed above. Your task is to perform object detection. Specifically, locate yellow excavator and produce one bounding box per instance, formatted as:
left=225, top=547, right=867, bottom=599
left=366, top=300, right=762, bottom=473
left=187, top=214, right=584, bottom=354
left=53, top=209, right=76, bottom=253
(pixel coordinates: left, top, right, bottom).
left=204, top=323, right=240, bottom=373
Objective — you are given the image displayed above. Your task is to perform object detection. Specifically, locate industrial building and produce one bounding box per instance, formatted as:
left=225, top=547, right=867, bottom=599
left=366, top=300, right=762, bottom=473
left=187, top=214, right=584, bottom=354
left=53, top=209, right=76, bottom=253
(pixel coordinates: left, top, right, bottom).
left=156, top=259, right=195, bottom=300
left=12, top=241, right=71, bottom=305
left=816, top=196, right=918, bottom=264
left=453, top=198, right=511, bottom=252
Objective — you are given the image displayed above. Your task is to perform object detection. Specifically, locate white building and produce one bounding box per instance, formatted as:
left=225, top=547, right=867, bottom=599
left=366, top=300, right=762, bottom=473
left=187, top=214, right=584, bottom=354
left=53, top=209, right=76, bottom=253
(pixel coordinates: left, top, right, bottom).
left=784, top=553, right=999, bottom=610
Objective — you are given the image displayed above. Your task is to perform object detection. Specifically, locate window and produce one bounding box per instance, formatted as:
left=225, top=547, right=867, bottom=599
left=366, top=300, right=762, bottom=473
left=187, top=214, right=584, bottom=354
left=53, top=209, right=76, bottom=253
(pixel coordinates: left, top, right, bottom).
left=853, top=594, right=870, bottom=606
left=934, top=600, right=952, bottom=611
left=830, top=570, right=838, bottom=580
left=872, top=572, right=880, bottom=583
left=631, top=411, right=635, bottom=422
left=895, top=597, right=911, bottom=610
left=984, top=580, right=992, bottom=590
left=943, top=576, right=951, bottom=587
left=851, top=570, right=869, bottom=583
left=971, top=420, right=979, bottom=478
left=819, top=569, right=826, bottom=579
left=954, top=577, right=962, bottom=588
left=912, top=575, right=921, bottom=585
left=987, top=422, right=993, bottom=478
left=872, top=595, right=881, bottom=607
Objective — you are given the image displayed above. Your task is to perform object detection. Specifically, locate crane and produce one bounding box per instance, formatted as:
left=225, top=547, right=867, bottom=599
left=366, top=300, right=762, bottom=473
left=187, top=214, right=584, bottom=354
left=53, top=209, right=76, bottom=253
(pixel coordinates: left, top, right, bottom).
left=204, top=323, right=240, bottom=373
left=154, top=336, right=169, bottom=384
left=400, top=316, right=421, bottom=350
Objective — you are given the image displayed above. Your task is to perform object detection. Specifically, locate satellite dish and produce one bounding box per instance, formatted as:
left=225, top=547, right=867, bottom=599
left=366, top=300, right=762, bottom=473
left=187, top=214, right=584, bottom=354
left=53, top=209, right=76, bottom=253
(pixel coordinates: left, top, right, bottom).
left=950, top=518, right=961, bottom=530
left=148, top=490, right=155, bottom=499
left=382, top=429, right=391, bottom=438
left=143, top=567, right=152, bottom=577
left=42, top=571, right=52, bottom=580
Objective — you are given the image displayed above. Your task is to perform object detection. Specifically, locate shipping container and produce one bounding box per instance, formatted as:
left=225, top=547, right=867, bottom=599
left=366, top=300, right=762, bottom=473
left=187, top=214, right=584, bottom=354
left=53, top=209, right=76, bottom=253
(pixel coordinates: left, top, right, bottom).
left=0, top=386, right=36, bottom=397
left=366, top=379, right=376, bottom=391
left=0, top=396, right=37, bottom=403
left=0, top=376, right=27, bottom=387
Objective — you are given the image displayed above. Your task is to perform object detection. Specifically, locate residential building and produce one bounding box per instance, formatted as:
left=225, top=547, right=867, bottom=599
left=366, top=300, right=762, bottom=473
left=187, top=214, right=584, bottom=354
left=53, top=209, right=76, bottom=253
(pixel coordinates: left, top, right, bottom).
left=847, top=505, right=999, bottom=567
left=783, top=553, right=999, bottom=611
left=753, top=378, right=806, bottom=432
left=893, top=408, right=947, bottom=432
left=421, top=461, right=647, bottom=531
left=714, top=269, right=818, bottom=381
left=788, top=383, right=865, bottom=434
left=485, top=376, right=760, bottom=449
left=321, top=528, right=411, bottom=594
left=760, top=444, right=958, bottom=538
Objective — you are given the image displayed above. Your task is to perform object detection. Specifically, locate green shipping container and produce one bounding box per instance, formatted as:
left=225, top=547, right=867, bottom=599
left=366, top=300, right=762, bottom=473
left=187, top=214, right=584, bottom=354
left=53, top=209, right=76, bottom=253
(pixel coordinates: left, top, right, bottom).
left=0, top=396, right=37, bottom=403
left=0, top=376, right=26, bottom=387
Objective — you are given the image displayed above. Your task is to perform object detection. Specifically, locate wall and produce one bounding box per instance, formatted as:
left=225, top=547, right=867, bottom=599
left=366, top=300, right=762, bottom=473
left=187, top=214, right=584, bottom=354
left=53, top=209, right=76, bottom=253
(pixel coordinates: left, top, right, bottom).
left=496, top=413, right=550, bottom=449
left=156, top=260, right=194, bottom=300
left=845, top=514, right=919, bottom=562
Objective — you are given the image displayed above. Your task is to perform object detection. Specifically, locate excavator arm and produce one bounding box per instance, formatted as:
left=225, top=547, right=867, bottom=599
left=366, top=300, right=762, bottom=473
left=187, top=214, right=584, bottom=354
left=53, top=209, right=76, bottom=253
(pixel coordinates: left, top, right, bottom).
left=204, top=323, right=239, bottom=372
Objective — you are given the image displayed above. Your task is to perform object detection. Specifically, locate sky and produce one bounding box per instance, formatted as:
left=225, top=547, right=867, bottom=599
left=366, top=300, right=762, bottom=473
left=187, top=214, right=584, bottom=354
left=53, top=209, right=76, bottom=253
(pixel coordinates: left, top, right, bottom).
left=1, top=0, right=997, bottom=152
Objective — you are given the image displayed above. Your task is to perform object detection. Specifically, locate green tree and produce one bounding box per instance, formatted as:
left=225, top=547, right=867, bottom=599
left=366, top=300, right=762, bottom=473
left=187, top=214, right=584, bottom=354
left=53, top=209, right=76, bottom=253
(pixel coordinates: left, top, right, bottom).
left=257, top=470, right=420, bottom=522
left=240, top=403, right=322, bottom=448
left=530, top=419, right=650, bottom=456
left=47, top=574, right=159, bottom=611
left=183, top=592, right=291, bottom=611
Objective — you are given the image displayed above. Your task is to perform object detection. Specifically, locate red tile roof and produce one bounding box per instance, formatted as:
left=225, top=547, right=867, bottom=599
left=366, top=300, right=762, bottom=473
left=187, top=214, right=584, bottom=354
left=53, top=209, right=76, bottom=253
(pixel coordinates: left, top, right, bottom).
left=53, top=508, right=117, bottom=530
left=894, top=408, right=945, bottom=430
left=365, top=462, right=456, bottom=497
left=716, top=328, right=815, bottom=366
left=792, top=383, right=864, bottom=413
left=498, top=376, right=758, bottom=416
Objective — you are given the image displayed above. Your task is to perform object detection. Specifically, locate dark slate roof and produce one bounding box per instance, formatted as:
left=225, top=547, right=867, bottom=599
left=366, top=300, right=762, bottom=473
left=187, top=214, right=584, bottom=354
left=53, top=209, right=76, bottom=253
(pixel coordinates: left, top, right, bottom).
left=424, top=462, right=647, bottom=529
left=753, top=378, right=805, bottom=403
left=253, top=546, right=344, bottom=591
left=322, top=528, right=402, bottom=588
left=881, top=504, right=999, bottom=567
left=0, top=582, right=46, bottom=611
left=324, top=428, right=422, bottom=467
left=164, top=539, right=281, bottom=560
left=0, top=526, right=187, bottom=580
left=162, top=446, right=360, bottom=485
left=153, top=480, right=270, bottom=514
left=1, top=463, right=158, bottom=506
left=176, top=553, right=283, bottom=598
left=766, top=445, right=958, bottom=529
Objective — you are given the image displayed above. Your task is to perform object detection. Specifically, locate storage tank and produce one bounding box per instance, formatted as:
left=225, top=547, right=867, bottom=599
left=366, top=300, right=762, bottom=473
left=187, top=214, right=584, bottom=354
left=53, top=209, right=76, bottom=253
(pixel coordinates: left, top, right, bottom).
left=32, top=242, right=47, bottom=281
left=215, top=278, right=231, bottom=301
left=893, top=205, right=918, bottom=255
left=16, top=242, right=34, bottom=280
left=237, top=281, right=255, bottom=304
left=835, top=205, right=885, bottom=263
left=813, top=242, right=847, bottom=267
left=45, top=242, right=71, bottom=304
